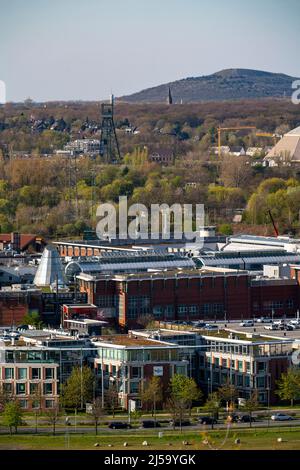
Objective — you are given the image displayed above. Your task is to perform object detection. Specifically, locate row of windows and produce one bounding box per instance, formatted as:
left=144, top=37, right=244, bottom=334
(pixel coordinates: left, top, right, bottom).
left=2, top=382, right=55, bottom=395
left=203, top=370, right=266, bottom=389
left=253, top=299, right=294, bottom=311
left=2, top=367, right=55, bottom=380
left=17, top=399, right=55, bottom=409
left=128, top=302, right=224, bottom=319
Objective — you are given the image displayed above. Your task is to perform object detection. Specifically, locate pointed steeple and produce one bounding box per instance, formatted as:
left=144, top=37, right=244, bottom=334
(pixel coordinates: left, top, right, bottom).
left=167, top=86, right=173, bottom=105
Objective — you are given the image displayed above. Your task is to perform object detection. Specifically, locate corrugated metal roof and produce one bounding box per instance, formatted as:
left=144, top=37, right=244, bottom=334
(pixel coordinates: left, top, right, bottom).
left=34, top=245, right=66, bottom=287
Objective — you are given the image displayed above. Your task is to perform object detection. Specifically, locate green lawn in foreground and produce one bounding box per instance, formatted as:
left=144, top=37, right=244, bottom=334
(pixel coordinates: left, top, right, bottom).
left=0, top=428, right=300, bottom=450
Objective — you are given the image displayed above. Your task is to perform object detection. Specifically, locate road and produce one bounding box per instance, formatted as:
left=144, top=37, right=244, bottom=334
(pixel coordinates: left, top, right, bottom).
left=1, top=419, right=300, bottom=435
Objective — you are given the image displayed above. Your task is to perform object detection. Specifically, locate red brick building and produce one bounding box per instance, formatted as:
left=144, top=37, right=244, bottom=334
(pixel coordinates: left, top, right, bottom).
left=78, top=268, right=300, bottom=328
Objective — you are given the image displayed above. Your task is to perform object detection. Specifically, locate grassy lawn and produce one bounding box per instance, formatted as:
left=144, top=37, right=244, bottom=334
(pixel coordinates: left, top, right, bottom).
left=0, top=427, right=300, bottom=450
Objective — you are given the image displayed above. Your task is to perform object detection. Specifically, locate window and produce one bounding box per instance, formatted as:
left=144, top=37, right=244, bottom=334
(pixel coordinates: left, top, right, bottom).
left=222, top=359, right=227, bottom=368
left=43, top=383, right=53, bottom=395
left=30, top=383, right=40, bottom=395
left=18, top=368, right=27, bottom=380
left=130, top=382, right=139, bottom=394
left=256, top=376, right=265, bottom=388
left=16, top=383, right=26, bottom=395
left=45, top=368, right=54, bottom=379
left=32, top=368, right=41, bottom=380
left=286, top=299, right=294, bottom=309
left=165, top=305, right=174, bottom=318
left=246, top=362, right=251, bottom=373
left=153, top=306, right=163, bottom=318
left=3, top=383, right=12, bottom=393
left=5, top=368, right=14, bottom=379
left=131, top=367, right=141, bottom=379
left=257, top=362, right=266, bottom=372
left=238, top=361, right=243, bottom=372
left=178, top=305, right=188, bottom=315
left=245, top=376, right=250, bottom=387
left=237, top=375, right=243, bottom=386
left=32, top=400, right=40, bottom=409
left=189, top=305, right=199, bottom=315
left=45, top=400, right=54, bottom=409
left=19, top=399, right=28, bottom=409
left=214, top=357, right=220, bottom=367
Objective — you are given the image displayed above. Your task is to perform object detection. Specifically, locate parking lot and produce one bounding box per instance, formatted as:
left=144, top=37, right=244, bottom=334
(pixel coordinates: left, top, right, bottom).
left=220, top=321, right=300, bottom=340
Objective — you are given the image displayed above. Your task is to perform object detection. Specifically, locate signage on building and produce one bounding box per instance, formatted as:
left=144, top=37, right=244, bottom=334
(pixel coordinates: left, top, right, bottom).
left=153, top=366, right=163, bottom=376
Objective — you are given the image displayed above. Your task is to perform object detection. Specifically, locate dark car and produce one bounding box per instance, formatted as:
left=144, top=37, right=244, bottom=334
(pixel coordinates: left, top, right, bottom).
left=141, top=420, right=161, bottom=428
left=108, top=421, right=132, bottom=429
left=238, top=415, right=256, bottom=423
left=199, top=416, right=218, bottom=425
left=169, top=419, right=191, bottom=427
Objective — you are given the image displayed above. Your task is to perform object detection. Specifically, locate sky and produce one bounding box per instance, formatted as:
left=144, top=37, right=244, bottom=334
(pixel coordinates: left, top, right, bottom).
left=0, top=0, right=300, bottom=102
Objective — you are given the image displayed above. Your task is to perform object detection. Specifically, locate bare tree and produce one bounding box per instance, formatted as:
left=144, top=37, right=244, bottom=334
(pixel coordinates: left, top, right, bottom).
left=45, top=404, right=60, bottom=436
left=91, top=397, right=106, bottom=435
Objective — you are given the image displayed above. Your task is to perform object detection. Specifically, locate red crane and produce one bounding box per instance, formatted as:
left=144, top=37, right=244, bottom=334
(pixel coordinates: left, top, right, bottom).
left=268, top=209, right=279, bottom=237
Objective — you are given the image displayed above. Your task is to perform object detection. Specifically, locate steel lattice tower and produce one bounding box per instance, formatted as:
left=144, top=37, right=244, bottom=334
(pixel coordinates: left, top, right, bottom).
left=99, top=95, right=121, bottom=163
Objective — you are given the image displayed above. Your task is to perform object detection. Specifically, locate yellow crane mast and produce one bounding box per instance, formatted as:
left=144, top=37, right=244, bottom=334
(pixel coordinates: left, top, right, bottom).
left=217, top=126, right=256, bottom=157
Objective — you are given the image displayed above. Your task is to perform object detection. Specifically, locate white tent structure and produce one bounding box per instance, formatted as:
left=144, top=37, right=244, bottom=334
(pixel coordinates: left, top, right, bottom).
left=265, top=126, right=300, bottom=164
left=34, top=244, right=66, bottom=288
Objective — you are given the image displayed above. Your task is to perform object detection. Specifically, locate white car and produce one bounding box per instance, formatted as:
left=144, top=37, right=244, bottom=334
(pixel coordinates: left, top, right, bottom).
left=264, top=324, right=279, bottom=330
left=271, top=413, right=293, bottom=421
left=289, top=320, right=300, bottom=326
left=256, top=317, right=272, bottom=323
left=239, top=320, right=254, bottom=327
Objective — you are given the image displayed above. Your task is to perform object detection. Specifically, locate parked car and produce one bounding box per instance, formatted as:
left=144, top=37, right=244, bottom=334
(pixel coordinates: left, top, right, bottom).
left=193, top=321, right=207, bottom=328
left=238, top=415, right=256, bottom=423
left=264, top=324, right=280, bottom=330
left=256, top=317, right=272, bottom=323
left=284, top=324, right=295, bottom=331
left=203, top=324, right=219, bottom=330
left=289, top=319, right=300, bottom=326
left=271, top=413, right=293, bottom=421
left=169, top=419, right=191, bottom=427
left=239, top=320, right=254, bottom=327
left=227, top=414, right=239, bottom=423
left=108, top=421, right=132, bottom=429
left=141, top=420, right=161, bottom=428
left=199, top=416, right=217, bottom=425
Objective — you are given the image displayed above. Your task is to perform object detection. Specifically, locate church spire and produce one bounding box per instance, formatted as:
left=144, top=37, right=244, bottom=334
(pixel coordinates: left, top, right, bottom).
left=167, top=86, right=173, bottom=105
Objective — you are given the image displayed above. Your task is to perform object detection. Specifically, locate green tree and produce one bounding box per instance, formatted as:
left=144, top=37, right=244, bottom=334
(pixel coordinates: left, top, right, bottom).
left=204, top=392, right=221, bottom=429
left=276, top=368, right=300, bottom=406
left=217, top=382, right=238, bottom=411
left=243, top=391, right=259, bottom=427
left=22, top=311, right=44, bottom=329
left=61, top=365, right=94, bottom=411
left=140, top=376, right=163, bottom=422
left=3, top=401, right=23, bottom=435
left=169, top=374, right=201, bottom=430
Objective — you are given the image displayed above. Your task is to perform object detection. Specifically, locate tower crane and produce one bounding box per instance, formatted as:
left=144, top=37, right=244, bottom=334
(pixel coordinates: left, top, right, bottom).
left=217, top=126, right=256, bottom=157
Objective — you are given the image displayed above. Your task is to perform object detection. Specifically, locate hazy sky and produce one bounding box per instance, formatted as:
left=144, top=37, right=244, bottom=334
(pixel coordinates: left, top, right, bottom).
left=1, top=0, right=300, bottom=101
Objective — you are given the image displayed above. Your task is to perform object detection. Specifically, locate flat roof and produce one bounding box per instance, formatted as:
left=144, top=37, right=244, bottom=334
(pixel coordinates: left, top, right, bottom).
left=64, top=319, right=107, bottom=325
left=77, top=267, right=248, bottom=283
left=93, top=334, right=178, bottom=348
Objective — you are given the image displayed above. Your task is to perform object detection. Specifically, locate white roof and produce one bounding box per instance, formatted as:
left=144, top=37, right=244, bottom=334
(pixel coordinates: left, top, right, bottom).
left=286, top=126, right=300, bottom=137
